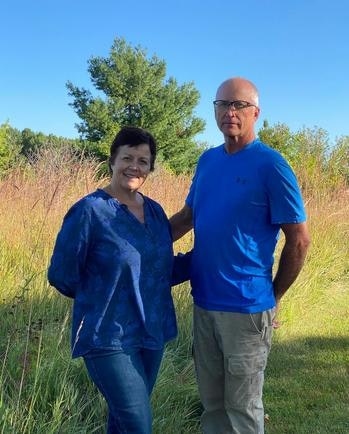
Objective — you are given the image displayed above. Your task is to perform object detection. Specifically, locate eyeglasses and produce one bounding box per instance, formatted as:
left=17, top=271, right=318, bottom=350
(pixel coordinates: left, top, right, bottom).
left=213, top=100, right=256, bottom=112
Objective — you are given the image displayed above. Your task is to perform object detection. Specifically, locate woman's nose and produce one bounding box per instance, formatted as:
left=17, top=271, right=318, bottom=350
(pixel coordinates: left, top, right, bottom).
left=128, top=162, right=140, bottom=170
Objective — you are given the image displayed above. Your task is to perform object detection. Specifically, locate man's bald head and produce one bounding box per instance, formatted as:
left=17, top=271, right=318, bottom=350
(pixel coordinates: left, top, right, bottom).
left=216, top=77, right=259, bottom=107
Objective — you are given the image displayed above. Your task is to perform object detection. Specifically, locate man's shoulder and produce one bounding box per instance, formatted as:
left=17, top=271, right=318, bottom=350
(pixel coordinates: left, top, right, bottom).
left=199, top=144, right=224, bottom=162
left=252, top=140, right=288, bottom=166
left=254, top=140, right=283, bottom=158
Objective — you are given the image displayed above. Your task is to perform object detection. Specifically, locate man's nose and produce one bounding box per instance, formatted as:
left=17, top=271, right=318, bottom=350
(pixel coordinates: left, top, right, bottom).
left=226, top=105, right=238, bottom=115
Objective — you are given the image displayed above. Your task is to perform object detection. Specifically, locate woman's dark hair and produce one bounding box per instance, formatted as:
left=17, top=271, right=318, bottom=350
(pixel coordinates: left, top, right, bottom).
left=109, top=126, right=157, bottom=172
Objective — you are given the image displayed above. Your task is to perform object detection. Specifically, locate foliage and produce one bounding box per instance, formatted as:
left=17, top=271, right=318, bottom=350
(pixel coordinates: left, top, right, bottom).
left=67, top=37, right=206, bottom=174
left=258, top=120, right=348, bottom=189
left=20, top=128, right=85, bottom=160
left=258, top=121, right=295, bottom=162
left=0, top=124, right=87, bottom=177
left=0, top=122, right=22, bottom=175
left=327, top=135, right=349, bottom=184
left=258, top=121, right=329, bottom=166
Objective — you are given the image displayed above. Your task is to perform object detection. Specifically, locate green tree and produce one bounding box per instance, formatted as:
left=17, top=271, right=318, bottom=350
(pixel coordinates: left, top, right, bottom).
left=20, top=128, right=81, bottom=158
left=67, top=37, right=205, bottom=173
left=0, top=122, right=22, bottom=175
left=20, top=128, right=47, bottom=156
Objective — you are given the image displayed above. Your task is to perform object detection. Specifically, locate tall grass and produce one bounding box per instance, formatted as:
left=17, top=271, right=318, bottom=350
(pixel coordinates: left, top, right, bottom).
left=0, top=147, right=348, bottom=433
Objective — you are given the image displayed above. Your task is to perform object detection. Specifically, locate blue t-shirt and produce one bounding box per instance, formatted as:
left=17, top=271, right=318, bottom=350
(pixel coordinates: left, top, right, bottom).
left=186, top=140, right=306, bottom=313
left=48, top=189, right=177, bottom=357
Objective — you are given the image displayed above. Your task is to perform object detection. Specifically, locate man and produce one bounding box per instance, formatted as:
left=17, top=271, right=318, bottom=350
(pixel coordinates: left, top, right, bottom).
left=170, top=77, right=310, bottom=434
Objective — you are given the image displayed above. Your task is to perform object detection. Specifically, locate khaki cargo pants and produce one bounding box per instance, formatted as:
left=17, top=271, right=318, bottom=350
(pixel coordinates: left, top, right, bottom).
left=193, top=305, right=275, bottom=434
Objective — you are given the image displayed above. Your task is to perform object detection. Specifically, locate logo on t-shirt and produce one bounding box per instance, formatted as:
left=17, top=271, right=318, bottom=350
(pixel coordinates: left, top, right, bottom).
left=236, top=177, right=247, bottom=184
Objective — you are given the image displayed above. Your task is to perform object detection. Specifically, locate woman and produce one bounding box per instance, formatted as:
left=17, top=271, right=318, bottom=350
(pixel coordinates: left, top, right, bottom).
left=48, top=126, right=188, bottom=434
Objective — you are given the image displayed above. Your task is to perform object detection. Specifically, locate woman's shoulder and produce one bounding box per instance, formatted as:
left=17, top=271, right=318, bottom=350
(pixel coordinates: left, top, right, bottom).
left=65, top=189, right=109, bottom=217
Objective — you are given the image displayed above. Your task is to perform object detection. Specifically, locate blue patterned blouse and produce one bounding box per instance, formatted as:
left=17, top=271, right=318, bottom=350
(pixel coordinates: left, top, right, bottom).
left=48, top=189, right=178, bottom=358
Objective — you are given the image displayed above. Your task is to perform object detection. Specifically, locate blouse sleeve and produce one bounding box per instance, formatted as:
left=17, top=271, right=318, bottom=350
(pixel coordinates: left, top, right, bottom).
left=48, top=201, right=92, bottom=298
left=171, top=250, right=192, bottom=286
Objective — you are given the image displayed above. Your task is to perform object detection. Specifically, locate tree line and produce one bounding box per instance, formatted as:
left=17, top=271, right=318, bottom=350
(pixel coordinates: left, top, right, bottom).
left=0, top=37, right=348, bottom=185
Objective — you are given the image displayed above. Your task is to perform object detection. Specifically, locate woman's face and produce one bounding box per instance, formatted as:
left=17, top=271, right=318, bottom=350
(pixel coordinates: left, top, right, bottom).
left=110, top=144, right=152, bottom=193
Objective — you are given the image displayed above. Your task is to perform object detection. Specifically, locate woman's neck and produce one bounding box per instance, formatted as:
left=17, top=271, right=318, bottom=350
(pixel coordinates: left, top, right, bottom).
left=104, top=184, right=145, bottom=223
left=103, top=184, right=143, bottom=206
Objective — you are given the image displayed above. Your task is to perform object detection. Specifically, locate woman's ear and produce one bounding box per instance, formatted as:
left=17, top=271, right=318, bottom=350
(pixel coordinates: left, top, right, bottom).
left=108, top=159, right=113, bottom=175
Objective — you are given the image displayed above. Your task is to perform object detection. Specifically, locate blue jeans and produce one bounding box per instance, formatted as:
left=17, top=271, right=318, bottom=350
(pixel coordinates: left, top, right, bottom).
left=84, top=347, right=164, bottom=434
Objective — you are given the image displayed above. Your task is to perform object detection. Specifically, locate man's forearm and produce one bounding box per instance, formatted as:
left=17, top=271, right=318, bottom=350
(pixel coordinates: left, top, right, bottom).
left=169, top=206, right=193, bottom=241
left=273, top=242, right=309, bottom=302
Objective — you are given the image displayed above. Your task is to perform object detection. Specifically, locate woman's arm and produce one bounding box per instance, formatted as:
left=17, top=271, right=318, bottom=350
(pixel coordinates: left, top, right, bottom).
left=48, top=203, right=91, bottom=298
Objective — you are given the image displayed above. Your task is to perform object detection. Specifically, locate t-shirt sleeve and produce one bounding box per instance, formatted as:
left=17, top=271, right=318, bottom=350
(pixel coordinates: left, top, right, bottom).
left=47, top=201, right=92, bottom=298
left=266, top=156, right=307, bottom=224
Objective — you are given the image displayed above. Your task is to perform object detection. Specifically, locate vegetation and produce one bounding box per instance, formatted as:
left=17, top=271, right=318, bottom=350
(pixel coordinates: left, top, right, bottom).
left=259, top=121, right=349, bottom=189
left=67, top=37, right=206, bottom=174
left=1, top=116, right=348, bottom=186
left=0, top=145, right=348, bottom=433
left=0, top=122, right=22, bottom=174
left=0, top=123, right=82, bottom=178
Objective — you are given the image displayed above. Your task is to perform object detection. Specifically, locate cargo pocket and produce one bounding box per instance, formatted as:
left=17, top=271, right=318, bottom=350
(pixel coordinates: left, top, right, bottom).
left=225, top=352, right=267, bottom=408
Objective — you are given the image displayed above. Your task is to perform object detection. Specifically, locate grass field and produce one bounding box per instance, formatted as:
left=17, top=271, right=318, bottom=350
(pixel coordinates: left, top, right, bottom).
left=0, top=149, right=348, bottom=433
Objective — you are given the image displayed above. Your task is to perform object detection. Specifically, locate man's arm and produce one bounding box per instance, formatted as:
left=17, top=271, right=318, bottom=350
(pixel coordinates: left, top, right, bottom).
left=273, top=222, right=311, bottom=303
left=169, top=204, right=193, bottom=241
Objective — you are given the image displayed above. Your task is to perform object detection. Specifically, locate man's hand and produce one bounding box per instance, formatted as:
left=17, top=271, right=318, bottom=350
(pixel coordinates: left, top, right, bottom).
left=272, top=302, right=281, bottom=329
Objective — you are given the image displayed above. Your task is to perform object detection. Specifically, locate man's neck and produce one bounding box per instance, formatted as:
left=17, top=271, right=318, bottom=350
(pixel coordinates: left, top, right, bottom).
left=223, top=134, right=256, bottom=154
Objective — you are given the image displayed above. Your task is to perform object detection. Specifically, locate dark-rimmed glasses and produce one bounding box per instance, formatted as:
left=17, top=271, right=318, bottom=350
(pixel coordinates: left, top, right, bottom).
left=213, top=100, right=256, bottom=112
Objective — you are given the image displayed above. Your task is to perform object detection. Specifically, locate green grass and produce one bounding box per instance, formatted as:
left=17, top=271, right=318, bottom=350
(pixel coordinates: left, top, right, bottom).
left=264, top=280, right=349, bottom=434
left=0, top=153, right=348, bottom=433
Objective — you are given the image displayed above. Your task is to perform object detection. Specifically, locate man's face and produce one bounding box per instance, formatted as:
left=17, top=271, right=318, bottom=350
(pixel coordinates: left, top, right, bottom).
left=214, top=81, right=260, bottom=141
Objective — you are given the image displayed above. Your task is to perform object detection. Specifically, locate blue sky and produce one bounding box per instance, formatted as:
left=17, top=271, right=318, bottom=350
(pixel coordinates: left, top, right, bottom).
left=1, top=0, right=348, bottom=148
